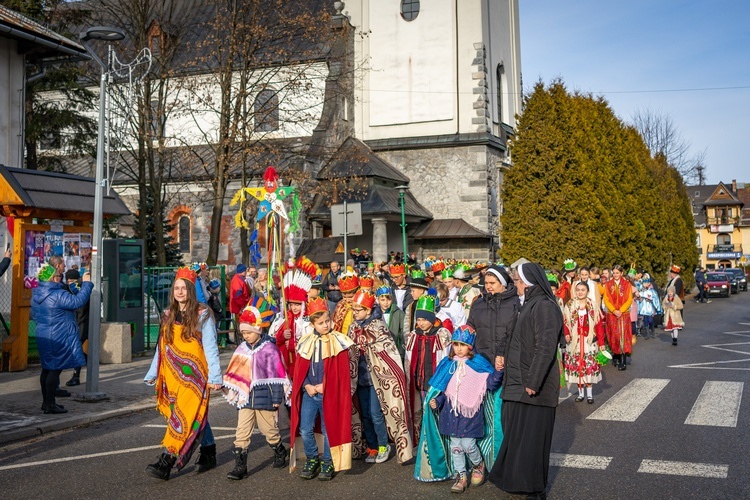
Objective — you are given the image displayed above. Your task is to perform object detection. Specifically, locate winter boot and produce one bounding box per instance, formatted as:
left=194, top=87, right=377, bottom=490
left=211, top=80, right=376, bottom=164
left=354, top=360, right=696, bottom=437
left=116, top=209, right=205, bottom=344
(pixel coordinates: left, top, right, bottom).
left=300, top=457, right=321, bottom=479
left=146, top=453, right=177, bottom=480
left=271, top=441, right=287, bottom=469
left=195, top=444, right=216, bottom=473
left=618, top=355, right=627, bottom=371
left=470, top=460, right=486, bottom=486
left=318, top=460, right=334, bottom=481
left=66, top=375, right=80, bottom=387
left=226, top=447, right=248, bottom=480
left=451, top=472, right=468, bottom=493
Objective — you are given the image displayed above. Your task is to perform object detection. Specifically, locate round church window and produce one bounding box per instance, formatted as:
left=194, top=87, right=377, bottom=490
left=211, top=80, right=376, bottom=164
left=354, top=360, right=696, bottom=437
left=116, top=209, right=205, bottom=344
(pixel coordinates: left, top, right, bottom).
left=401, top=0, right=420, bottom=21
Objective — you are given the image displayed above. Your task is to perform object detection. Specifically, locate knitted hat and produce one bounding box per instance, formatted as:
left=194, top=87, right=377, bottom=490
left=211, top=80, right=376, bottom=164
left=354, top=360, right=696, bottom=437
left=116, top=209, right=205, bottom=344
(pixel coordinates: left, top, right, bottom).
left=306, top=297, right=329, bottom=317
left=375, top=285, right=392, bottom=297
left=563, top=259, right=577, bottom=272
left=451, top=324, right=476, bottom=348
left=238, top=296, right=274, bottom=332
left=175, top=267, right=197, bottom=285
left=208, top=278, right=221, bottom=291
left=414, top=293, right=437, bottom=323
left=390, top=263, right=406, bottom=276
left=236, top=263, right=247, bottom=274
left=352, top=290, right=376, bottom=310
left=410, top=269, right=429, bottom=290
left=338, top=271, right=360, bottom=293
left=37, top=263, right=56, bottom=282
left=65, top=269, right=81, bottom=281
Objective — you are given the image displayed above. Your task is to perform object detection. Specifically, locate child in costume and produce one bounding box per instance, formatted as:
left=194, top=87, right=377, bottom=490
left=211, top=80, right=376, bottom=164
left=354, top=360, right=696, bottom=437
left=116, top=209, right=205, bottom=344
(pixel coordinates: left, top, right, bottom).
left=376, top=285, right=406, bottom=357
left=270, top=257, right=318, bottom=378
left=662, top=286, right=684, bottom=346
left=417, top=325, right=503, bottom=493
left=222, top=297, right=289, bottom=480
left=289, top=297, right=355, bottom=481
left=348, top=290, right=413, bottom=465
left=636, top=277, right=661, bottom=339
left=332, top=270, right=359, bottom=335
left=403, top=270, right=430, bottom=333
left=563, top=282, right=606, bottom=404
left=404, top=291, right=452, bottom=443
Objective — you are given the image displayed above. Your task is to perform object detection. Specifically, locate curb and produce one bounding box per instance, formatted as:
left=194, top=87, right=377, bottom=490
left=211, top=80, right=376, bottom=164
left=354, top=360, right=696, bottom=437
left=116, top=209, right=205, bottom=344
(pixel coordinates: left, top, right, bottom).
left=0, top=400, right=154, bottom=446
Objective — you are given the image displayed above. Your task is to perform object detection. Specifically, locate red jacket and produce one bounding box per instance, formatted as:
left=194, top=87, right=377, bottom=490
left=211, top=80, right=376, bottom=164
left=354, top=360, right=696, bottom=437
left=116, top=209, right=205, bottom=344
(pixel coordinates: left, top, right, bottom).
left=229, top=273, right=250, bottom=314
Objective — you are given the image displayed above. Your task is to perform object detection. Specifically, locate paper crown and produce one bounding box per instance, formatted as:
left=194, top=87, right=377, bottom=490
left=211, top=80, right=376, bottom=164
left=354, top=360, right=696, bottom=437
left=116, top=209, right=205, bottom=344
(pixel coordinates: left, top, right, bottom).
left=415, top=293, right=437, bottom=314
left=423, top=260, right=433, bottom=271
left=375, top=285, right=392, bottom=297
left=306, top=297, right=329, bottom=316
left=190, top=262, right=208, bottom=272
left=390, top=263, right=406, bottom=276
left=238, top=296, right=274, bottom=329
left=175, top=267, right=197, bottom=284
left=627, top=268, right=637, bottom=277
left=670, top=265, right=681, bottom=274
left=440, top=268, right=454, bottom=280
left=359, top=275, right=374, bottom=288
left=410, top=269, right=429, bottom=289
left=282, top=256, right=318, bottom=303
left=451, top=324, right=477, bottom=348
left=411, top=269, right=426, bottom=279
left=431, top=261, right=446, bottom=273
left=37, top=263, right=56, bottom=282
left=563, top=259, right=577, bottom=272
left=546, top=272, right=559, bottom=286
left=338, top=271, right=360, bottom=293
left=352, top=290, right=376, bottom=310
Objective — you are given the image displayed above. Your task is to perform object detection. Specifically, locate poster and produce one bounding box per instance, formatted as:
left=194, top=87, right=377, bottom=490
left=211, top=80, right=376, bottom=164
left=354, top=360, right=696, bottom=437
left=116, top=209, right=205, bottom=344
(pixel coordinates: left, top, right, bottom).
left=24, top=231, right=46, bottom=288
left=80, top=233, right=92, bottom=274
left=63, top=233, right=81, bottom=271
left=44, top=231, right=63, bottom=258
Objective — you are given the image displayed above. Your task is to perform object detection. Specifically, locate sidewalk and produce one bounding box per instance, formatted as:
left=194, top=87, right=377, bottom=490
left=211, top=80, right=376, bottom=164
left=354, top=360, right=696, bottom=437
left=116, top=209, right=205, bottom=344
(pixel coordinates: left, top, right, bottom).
left=0, top=350, right=233, bottom=445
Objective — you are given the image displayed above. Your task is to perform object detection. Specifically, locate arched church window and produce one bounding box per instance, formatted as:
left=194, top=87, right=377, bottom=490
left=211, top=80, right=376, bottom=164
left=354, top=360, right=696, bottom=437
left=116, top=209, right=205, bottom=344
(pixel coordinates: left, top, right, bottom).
left=254, top=89, right=279, bottom=132
left=178, top=215, right=191, bottom=253
left=401, top=0, right=420, bottom=21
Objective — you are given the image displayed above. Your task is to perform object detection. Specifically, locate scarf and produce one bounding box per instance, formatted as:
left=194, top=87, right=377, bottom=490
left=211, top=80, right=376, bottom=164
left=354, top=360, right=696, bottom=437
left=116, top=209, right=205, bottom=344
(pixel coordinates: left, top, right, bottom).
left=332, top=299, right=354, bottom=338
left=222, top=335, right=291, bottom=408
left=441, top=356, right=492, bottom=418
left=155, top=324, right=209, bottom=470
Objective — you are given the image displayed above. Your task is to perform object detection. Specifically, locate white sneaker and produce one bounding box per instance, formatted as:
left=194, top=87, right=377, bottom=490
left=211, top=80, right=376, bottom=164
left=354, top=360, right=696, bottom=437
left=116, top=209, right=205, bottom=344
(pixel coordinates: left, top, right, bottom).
left=365, top=448, right=378, bottom=463
left=375, top=444, right=391, bottom=464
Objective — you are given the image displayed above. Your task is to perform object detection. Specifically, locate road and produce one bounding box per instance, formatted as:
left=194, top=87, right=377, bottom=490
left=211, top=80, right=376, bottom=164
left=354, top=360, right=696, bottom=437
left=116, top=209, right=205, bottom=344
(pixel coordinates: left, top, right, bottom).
left=2, top=291, right=750, bottom=499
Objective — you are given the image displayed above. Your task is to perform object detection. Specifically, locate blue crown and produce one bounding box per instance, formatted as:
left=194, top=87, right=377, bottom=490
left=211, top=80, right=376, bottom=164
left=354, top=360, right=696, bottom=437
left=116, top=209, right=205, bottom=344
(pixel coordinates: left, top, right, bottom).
left=451, top=325, right=476, bottom=347
left=375, top=285, right=392, bottom=297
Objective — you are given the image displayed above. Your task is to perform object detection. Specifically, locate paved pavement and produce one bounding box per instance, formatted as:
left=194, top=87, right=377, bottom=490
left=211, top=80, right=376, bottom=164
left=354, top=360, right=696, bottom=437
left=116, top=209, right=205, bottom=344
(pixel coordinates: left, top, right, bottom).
left=0, top=350, right=234, bottom=445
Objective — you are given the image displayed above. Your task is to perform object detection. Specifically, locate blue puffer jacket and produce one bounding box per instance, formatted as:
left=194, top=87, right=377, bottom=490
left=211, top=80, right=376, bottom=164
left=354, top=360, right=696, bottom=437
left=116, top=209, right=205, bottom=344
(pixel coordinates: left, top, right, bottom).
left=31, top=280, right=93, bottom=370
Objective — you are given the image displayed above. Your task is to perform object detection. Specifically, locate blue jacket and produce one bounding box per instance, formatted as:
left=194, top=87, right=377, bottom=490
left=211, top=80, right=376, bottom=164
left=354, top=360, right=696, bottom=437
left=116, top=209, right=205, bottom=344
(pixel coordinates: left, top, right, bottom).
left=434, top=368, right=503, bottom=439
left=31, top=280, right=93, bottom=370
left=637, top=287, right=662, bottom=316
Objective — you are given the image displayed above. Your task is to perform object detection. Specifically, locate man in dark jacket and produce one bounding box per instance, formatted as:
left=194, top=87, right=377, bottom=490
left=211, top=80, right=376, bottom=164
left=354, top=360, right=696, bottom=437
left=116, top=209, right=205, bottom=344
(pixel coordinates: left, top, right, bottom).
left=489, top=262, right=563, bottom=500
left=321, top=261, right=343, bottom=315
left=694, top=267, right=707, bottom=303
left=467, top=266, right=518, bottom=369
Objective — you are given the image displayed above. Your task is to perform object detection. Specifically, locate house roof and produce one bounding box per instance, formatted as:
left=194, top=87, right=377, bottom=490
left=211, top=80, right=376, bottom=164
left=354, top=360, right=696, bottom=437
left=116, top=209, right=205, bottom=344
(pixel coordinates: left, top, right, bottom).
left=0, top=164, right=131, bottom=217
left=687, top=182, right=745, bottom=226
left=316, top=137, right=410, bottom=183
left=0, top=5, right=88, bottom=59
left=410, top=218, right=491, bottom=240
left=295, top=237, right=344, bottom=266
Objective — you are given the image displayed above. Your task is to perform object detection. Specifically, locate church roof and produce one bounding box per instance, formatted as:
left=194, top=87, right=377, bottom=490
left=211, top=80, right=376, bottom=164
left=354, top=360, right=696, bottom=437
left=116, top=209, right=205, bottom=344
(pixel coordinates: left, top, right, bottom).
left=410, top=218, right=491, bottom=240
left=316, top=137, right=410, bottom=183
left=308, top=182, right=432, bottom=221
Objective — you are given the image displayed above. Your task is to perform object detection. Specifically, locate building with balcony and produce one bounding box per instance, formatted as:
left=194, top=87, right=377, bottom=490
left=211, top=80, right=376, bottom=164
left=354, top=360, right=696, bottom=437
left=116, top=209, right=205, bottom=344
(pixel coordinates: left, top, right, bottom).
left=688, top=180, right=749, bottom=269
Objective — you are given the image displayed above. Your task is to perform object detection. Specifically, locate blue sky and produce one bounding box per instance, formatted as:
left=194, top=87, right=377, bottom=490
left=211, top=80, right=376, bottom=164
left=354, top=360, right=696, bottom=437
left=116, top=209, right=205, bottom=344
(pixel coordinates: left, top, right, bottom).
left=518, top=0, right=750, bottom=185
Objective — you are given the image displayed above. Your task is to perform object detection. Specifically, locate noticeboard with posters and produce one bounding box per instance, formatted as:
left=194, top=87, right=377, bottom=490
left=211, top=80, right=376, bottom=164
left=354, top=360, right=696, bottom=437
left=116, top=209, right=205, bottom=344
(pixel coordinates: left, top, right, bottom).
left=23, top=230, right=93, bottom=288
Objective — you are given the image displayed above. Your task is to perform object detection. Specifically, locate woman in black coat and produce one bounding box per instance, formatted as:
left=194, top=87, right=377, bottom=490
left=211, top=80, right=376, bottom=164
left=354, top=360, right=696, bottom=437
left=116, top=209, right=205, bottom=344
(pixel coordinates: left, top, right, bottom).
left=467, top=265, right=518, bottom=369
left=489, top=262, right=563, bottom=499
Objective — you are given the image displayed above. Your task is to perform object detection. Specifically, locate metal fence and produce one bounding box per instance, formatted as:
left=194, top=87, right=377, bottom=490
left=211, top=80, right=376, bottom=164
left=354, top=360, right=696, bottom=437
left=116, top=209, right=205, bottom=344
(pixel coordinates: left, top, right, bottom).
left=143, top=265, right=229, bottom=350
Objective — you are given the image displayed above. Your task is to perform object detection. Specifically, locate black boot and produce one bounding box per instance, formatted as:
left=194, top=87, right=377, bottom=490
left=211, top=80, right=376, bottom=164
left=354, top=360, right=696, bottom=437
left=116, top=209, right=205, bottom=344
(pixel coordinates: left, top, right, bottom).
left=146, top=453, right=176, bottom=480
left=195, top=444, right=216, bottom=473
left=271, top=441, right=287, bottom=469
left=617, top=354, right=626, bottom=371
left=613, top=354, right=621, bottom=368
left=66, top=375, right=80, bottom=387
left=227, top=447, right=248, bottom=480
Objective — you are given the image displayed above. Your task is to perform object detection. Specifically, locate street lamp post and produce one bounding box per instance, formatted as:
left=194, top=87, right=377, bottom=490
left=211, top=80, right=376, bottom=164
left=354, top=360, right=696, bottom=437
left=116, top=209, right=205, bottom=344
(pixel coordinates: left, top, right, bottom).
left=395, top=185, right=409, bottom=263
left=79, top=26, right=125, bottom=400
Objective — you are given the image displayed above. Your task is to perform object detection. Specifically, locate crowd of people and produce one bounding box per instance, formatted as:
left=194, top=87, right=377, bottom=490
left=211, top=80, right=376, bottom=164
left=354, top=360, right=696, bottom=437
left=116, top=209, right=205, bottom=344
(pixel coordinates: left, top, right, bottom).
left=141, top=253, right=691, bottom=498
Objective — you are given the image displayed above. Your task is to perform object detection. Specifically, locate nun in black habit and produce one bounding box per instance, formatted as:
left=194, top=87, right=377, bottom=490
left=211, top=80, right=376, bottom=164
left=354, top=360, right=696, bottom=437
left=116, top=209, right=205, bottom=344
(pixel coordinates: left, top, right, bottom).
left=488, top=262, right=564, bottom=499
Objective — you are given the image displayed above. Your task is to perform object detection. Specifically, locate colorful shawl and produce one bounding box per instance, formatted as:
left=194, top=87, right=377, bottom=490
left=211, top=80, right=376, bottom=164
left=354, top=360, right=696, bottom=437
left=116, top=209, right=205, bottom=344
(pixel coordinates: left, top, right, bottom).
left=155, top=324, right=209, bottom=470
left=414, top=384, right=504, bottom=482
left=332, top=299, right=354, bottom=338
left=348, top=318, right=414, bottom=463
left=289, top=330, right=355, bottom=472
left=222, top=335, right=291, bottom=408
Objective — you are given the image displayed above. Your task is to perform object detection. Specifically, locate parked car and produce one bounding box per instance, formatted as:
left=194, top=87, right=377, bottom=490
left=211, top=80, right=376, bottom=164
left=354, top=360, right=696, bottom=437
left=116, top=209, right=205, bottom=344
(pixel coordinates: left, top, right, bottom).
left=705, top=272, right=731, bottom=298
left=722, top=268, right=748, bottom=292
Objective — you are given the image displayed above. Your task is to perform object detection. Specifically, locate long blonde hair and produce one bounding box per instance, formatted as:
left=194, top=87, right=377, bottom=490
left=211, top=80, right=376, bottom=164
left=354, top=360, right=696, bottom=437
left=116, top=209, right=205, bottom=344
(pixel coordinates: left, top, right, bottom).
left=162, top=278, right=207, bottom=344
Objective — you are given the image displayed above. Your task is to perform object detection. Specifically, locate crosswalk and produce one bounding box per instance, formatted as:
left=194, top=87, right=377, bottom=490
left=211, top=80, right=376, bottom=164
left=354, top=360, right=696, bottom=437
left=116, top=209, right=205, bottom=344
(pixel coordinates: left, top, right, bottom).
left=583, top=378, right=744, bottom=428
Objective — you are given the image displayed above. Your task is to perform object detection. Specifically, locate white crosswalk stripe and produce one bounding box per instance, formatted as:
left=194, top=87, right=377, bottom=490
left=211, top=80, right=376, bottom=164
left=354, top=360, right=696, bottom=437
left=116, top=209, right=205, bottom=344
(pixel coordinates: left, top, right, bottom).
left=684, top=381, right=743, bottom=427
left=637, top=459, right=728, bottom=478
left=549, top=453, right=612, bottom=470
left=587, top=378, right=670, bottom=422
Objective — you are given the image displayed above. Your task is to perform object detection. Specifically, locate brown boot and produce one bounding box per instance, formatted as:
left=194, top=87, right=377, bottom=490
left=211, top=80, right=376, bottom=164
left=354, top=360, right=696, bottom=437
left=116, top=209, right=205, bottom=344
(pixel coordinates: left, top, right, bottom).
left=451, top=472, right=468, bottom=493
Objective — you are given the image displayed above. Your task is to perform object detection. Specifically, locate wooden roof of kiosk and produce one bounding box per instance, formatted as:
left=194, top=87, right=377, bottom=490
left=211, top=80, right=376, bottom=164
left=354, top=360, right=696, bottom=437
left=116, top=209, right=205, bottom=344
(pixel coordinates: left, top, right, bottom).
left=0, top=165, right=131, bottom=371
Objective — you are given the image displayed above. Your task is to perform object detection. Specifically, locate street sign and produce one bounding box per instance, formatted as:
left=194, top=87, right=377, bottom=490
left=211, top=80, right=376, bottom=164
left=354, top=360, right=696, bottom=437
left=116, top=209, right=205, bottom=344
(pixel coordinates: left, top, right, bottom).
left=331, top=202, right=363, bottom=236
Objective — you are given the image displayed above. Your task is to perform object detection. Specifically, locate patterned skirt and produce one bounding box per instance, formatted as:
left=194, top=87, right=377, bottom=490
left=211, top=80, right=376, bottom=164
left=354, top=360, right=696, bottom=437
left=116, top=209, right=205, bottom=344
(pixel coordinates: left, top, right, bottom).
left=563, top=349, right=602, bottom=385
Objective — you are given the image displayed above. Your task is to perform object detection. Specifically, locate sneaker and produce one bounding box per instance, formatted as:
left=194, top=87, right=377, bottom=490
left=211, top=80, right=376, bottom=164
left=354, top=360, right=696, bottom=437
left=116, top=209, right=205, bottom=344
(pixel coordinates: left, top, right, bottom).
left=300, top=458, right=321, bottom=480
left=364, top=448, right=378, bottom=464
left=375, top=444, right=391, bottom=464
left=451, top=472, right=468, bottom=493
left=470, top=461, right=486, bottom=486
left=318, top=461, right=334, bottom=481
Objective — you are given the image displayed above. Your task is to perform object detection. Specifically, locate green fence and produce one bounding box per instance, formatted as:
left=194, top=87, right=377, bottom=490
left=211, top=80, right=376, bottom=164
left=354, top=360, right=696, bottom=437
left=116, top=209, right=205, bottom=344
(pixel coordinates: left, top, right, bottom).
left=143, top=265, right=229, bottom=349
